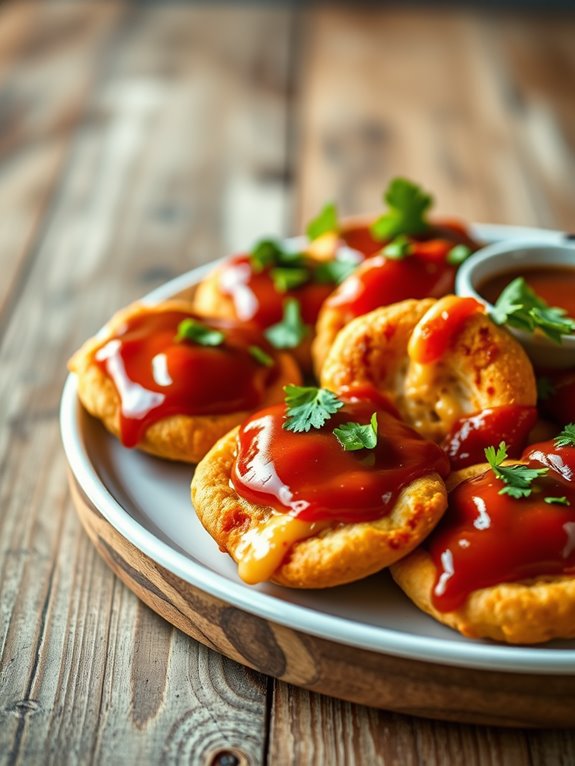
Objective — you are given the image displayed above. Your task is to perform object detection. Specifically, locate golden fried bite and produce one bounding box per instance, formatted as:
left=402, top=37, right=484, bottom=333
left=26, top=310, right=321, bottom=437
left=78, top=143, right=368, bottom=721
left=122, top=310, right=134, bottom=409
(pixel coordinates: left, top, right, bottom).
left=192, top=244, right=353, bottom=374
left=321, top=297, right=536, bottom=443
left=69, top=300, right=301, bottom=463
left=391, top=465, right=575, bottom=644
left=191, top=415, right=449, bottom=589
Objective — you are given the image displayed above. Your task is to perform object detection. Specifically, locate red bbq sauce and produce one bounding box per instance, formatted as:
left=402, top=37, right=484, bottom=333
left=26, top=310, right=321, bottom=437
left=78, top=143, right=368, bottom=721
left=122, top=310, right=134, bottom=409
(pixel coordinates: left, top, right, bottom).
left=339, top=223, right=382, bottom=256
left=94, top=310, right=279, bottom=448
left=231, top=390, right=450, bottom=524
left=428, top=470, right=575, bottom=612
left=219, top=253, right=335, bottom=328
left=443, top=405, right=538, bottom=469
left=480, top=266, right=575, bottom=319
left=523, top=439, right=575, bottom=483
left=325, top=221, right=479, bottom=319
left=408, top=296, right=484, bottom=365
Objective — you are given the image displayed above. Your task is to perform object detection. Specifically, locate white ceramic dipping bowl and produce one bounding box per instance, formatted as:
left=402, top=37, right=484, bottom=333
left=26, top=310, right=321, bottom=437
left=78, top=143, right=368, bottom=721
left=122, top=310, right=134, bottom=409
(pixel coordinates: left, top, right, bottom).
left=456, top=240, right=575, bottom=370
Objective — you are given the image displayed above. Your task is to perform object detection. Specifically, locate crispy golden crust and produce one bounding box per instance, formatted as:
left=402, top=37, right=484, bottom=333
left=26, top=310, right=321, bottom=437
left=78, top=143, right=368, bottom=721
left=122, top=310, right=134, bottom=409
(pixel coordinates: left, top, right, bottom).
left=391, top=463, right=575, bottom=644
left=320, top=298, right=537, bottom=442
left=312, top=299, right=352, bottom=378
left=191, top=426, right=448, bottom=589
left=193, top=265, right=315, bottom=374
left=69, top=300, right=302, bottom=464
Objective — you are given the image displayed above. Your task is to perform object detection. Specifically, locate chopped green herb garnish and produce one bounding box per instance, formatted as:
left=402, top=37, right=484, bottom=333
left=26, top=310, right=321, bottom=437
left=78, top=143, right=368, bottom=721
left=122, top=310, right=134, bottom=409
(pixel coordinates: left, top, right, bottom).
left=249, top=238, right=305, bottom=273
left=537, top=376, right=555, bottom=401
left=555, top=424, right=575, bottom=449
left=265, top=298, right=309, bottom=350
left=370, top=178, right=432, bottom=241
left=306, top=202, right=339, bottom=241
left=333, top=412, right=378, bottom=451
left=382, top=235, right=412, bottom=260
left=271, top=266, right=310, bottom=293
left=491, top=277, right=575, bottom=344
left=447, top=244, right=473, bottom=266
left=283, top=385, right=344, bottom=433
left=485, top=441, right=548, bottom=499
left=314, top=258, right=357, bottom=285
left=250, top=239, right=285, bottom=272
left=544, top=496, right=570, bottom=506
left=175, top=318, right=225, bottom=347
left=248, top=345, right=274, bottom=367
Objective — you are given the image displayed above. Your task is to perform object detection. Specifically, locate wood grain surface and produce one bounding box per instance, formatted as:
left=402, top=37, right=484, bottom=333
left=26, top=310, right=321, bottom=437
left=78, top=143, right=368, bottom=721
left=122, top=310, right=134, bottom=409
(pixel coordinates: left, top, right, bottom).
left=1, top=3, right=575, bottom=764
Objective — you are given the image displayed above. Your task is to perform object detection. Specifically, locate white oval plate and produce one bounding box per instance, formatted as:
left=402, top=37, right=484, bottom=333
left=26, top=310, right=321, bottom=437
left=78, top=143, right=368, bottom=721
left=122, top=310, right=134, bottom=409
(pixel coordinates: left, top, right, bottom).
left=61, top=223, right=575, bottom=675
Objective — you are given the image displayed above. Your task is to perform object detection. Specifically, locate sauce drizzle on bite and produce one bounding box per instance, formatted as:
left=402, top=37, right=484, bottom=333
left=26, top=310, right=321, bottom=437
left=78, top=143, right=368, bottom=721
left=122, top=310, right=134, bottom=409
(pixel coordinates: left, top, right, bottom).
left=443, top=405, right=537, bottom=470
left=231, top=390, right=450, bottom=524
left=480, top=266, right=575, bottom=319
left=428, top=470, right=575, bottom=612
left=325, top=221, right=478, bottom=318
left=94, top=309, right=278, bottom=447
left=408, top=296, right=484, bottom=365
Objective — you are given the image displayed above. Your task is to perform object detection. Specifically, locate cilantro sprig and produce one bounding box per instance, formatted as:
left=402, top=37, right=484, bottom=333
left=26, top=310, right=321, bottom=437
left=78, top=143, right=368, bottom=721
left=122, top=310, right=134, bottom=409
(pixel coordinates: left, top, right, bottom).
left=248, top=345, right=274, bottom=367
left=333, top=413, right=378, bottom=451
left=271, top=266, right=310, bottom=293
left=250, top=239, right=305, bottom=273
left=485, top=442, right=548, bottom=499
left=283, top=385, right=344, bottom=433
left=447, top=244, right=472, bottom=266
left=306, top=202, right=339, bottom=241
left=314, top=257, right=357, bottom=285
left=382, top=235, right=412, bottom=260
left=545, top=496, right=570, bottom=506
left=491, top=277, right=575, bottom=344
left=554, top=424, right=575, bottom=449
left=175, top=318, right=225, bottom=347
left=371, top=178, right=432, bottom=241
left=265, top=298, right=309, bottom=349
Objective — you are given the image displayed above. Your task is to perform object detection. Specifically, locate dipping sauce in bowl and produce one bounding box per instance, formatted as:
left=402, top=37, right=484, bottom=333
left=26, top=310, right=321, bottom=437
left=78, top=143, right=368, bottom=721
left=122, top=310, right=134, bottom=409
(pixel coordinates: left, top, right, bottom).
left=479, top=266, right=575, bottom=319
left=456, top=241, right=575, bottom=369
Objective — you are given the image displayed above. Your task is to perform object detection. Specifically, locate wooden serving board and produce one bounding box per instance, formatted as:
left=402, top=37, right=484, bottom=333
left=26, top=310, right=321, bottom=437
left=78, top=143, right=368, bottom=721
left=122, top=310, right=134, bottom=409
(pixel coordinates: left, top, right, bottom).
left=68, top=471, right=575, bottom=728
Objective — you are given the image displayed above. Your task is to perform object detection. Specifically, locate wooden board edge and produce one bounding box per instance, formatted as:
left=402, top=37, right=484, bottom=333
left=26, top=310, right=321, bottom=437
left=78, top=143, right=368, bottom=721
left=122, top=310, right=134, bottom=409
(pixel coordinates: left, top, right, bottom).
left=68, top=469, right=575, bottom=728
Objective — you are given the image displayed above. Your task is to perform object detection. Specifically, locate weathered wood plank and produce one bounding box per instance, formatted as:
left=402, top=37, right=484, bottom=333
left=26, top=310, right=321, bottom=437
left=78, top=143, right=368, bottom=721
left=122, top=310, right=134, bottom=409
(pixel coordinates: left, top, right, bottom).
left=0, top=2, right=122, bottom=324
left=0, top=4, right=294, bottom=765
left=295, top=7, right=575, bottom=230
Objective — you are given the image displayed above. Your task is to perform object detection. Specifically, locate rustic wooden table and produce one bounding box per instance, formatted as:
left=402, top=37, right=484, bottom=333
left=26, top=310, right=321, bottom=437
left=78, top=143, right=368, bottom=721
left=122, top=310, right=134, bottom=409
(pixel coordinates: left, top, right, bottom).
left=2, top=2, right=575, bottom=764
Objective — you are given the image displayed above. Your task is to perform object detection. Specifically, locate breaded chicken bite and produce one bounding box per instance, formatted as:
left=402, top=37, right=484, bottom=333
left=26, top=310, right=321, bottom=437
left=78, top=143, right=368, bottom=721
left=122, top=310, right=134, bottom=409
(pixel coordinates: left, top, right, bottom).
left=391, top=462, right=575, bottom=644
left=69, top=300, right=301, bottom=463
left=321, top=296, right=537, bottom=445
left=192, top=389, right=450, bottom=588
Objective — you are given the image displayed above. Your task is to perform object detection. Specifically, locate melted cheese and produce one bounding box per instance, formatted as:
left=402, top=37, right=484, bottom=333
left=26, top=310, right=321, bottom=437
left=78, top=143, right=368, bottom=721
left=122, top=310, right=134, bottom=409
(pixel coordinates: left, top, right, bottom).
left=236, top=515, right=329, bottom=584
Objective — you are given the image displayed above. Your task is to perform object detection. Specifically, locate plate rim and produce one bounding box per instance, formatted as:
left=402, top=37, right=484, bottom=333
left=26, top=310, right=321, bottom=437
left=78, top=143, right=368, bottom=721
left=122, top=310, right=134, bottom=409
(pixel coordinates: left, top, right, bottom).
left=61, top=222, right=575, bottom=675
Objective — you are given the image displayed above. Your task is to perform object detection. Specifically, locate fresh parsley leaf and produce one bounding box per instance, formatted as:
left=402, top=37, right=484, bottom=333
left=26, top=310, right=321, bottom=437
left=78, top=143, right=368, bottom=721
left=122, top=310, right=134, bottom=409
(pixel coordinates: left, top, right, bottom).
left=545, top=496, right=570, bottom=506
left=313, top=258, right=357, bottom=285
left=491, top=277, right=575, bottom=344
left=382, top=235, right=412, bottom=260
left=555, top=424, right=575, bottom=449
left=175, top=318, right=225, bottom=346
left=248, top=345, right=274, bottom=367
left=271, top=266, right=311, bottom=293
left=249, top=238, right=305, bottom=272
left=333, top=412, right=378, bottom=451
left=537, top=376, right=555, bottom=401
left=447, top=244, right=472, bottom=266
left=306, top=202, right=339, bottom=241
left=250, top=239, right=285, bottom=272
left=283, top=385, right=344, bottom=433
left=265, top=298, right=309, bottom=349
left=484, top=441, right=548, bottom=499
left=370, top=178, right=432, bottom=240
